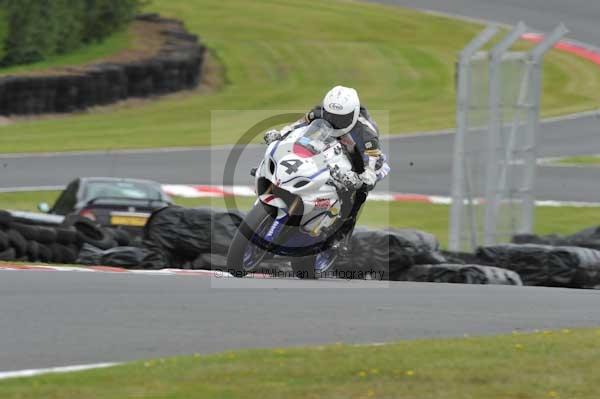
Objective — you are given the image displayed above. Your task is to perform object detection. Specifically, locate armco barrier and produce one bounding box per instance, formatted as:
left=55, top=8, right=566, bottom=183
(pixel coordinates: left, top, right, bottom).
left=0, top=14, right=205, bottom=116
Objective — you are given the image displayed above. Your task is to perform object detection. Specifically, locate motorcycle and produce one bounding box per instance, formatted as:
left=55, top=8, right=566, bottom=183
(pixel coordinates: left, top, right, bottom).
left=225, top=119, right=357, bottom=278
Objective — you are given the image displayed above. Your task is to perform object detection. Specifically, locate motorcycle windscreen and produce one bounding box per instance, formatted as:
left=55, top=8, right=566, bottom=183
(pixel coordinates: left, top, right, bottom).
left=295, top=120, right=337, bottom=153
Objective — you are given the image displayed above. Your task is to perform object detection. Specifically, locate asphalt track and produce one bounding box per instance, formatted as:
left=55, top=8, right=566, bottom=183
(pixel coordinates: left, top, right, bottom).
left=0, top=270, right=599, bottom=372
left=374, top=0, right=600, bottom=45
left=2, top=1, right=600, bottom=374
left=2, top=113, right=600, bottom=201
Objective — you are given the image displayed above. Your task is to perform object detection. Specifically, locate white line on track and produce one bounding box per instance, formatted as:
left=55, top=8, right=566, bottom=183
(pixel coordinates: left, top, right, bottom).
left=0, top=362, right=121, bottom=381
left=0, top=185, right=64, bottom=193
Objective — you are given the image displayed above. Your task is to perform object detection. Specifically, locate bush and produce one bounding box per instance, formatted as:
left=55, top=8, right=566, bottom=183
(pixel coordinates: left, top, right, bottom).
left=0, top=0, right=143, bottom=66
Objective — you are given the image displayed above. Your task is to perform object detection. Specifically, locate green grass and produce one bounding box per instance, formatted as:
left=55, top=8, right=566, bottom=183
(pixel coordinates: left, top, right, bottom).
left=0, top=0, right=599, bottom=153
left=555, top=155, right=600, bottom=166
left=0, top=30, right=130, bottom=77
left=1, top=328, right=599, bottom=398
left=0, top=191, right=62, bottom=212
left=3, top=191, right=599, bottom=248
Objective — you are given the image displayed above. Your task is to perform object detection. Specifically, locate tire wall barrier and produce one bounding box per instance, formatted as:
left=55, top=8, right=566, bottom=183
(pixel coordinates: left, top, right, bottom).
left=2, top=206, right=600, bottom=289
left=0, top=14, right=206, bottom=116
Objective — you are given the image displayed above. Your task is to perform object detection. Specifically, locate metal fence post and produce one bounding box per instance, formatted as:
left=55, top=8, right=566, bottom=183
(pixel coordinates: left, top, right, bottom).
left=520, top=24, right=569, bottom=233
left=449, top=26, right=498, bottom=252
left=483, top=22, right=527, bottom=246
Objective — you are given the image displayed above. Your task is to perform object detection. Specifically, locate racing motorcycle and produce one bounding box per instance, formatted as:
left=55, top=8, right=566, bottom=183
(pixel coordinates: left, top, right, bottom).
left=225, top=119, right=357, bottom=278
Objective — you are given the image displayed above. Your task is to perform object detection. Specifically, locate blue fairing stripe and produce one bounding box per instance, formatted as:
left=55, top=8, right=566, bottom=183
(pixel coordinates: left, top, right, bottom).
left=269, top=139, right=281, bottom=157
left=309, top=168, right=328, bottom=179
left=281, top=175, right=307, bottom=185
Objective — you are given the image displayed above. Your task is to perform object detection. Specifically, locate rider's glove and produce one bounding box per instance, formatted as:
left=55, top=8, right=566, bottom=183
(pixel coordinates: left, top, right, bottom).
left=359, top=169, right=377, bottom=191
left=330, top=165, right=363, bottom=191
left=264, top=125, right=295, bottom=144
left=263, top=129, right=282, bottom=144
left=357, top=153, right=390, bottom=191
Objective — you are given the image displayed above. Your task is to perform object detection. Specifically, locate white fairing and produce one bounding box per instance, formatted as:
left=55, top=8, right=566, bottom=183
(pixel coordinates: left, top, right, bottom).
left=255, top=120, right=353, bottom=237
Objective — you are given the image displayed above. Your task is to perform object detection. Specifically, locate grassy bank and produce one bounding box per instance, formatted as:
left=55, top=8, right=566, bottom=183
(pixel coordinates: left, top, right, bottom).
left=1, top=328, right=599, bottom=398
left=0, top=30, right=130, bottom=77
left=0, top=0, right=598, bottom=152
left=2, top=190, right=599, bottom=248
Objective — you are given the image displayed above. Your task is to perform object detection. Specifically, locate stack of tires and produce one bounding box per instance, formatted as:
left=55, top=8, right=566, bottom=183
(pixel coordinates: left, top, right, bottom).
left=0, top=210, right=133, bottom=264
left=0, top=15, right=206, bottom=117
left=0, top=210, right=80, bottom=263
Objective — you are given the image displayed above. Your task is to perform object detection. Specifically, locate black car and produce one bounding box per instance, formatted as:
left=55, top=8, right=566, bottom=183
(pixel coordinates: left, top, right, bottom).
left=39, top=177, right=172, bottom=231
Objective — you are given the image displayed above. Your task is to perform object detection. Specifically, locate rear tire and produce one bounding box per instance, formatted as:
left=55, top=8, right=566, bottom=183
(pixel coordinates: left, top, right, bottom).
left=226, top=203, right=276, bottom=278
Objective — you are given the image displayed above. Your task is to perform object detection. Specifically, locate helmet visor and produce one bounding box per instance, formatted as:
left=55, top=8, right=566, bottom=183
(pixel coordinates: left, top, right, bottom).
left=322, top=110, right=354, bottom=130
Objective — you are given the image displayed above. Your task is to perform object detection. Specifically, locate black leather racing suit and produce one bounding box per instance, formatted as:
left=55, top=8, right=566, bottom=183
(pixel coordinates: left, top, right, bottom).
left=290, top=105, right=384, bottom=240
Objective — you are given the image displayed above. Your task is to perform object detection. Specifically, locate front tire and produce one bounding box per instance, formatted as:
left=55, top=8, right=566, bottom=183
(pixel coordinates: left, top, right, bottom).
left=226, top=203, right=276, bottom=277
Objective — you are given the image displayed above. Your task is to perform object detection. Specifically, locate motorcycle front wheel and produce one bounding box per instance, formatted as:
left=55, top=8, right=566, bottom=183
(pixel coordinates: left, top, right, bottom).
left=226, top=203, right=276, bottom=277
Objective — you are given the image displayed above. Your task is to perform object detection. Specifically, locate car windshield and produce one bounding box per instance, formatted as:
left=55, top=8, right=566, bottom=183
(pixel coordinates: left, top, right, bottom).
left=83, top=181, right=163, bottom=202
left=295, top=119, right=336, bottom=154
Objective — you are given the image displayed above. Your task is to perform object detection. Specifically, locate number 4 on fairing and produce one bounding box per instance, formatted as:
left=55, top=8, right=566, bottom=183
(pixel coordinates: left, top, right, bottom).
left=280, top=159, right=303, bottom=174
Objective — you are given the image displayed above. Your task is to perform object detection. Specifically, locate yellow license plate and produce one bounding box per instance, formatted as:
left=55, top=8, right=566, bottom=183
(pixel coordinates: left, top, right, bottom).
left=110, top=215, right=148, bottom=227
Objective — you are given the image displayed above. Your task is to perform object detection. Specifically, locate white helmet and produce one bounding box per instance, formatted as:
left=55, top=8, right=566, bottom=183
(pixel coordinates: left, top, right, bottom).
left=322, top=85, right=360, bottom=136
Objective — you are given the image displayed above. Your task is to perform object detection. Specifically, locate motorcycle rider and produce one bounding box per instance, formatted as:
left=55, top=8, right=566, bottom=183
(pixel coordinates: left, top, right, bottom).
left=264, top=85, right=390, bottom=255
